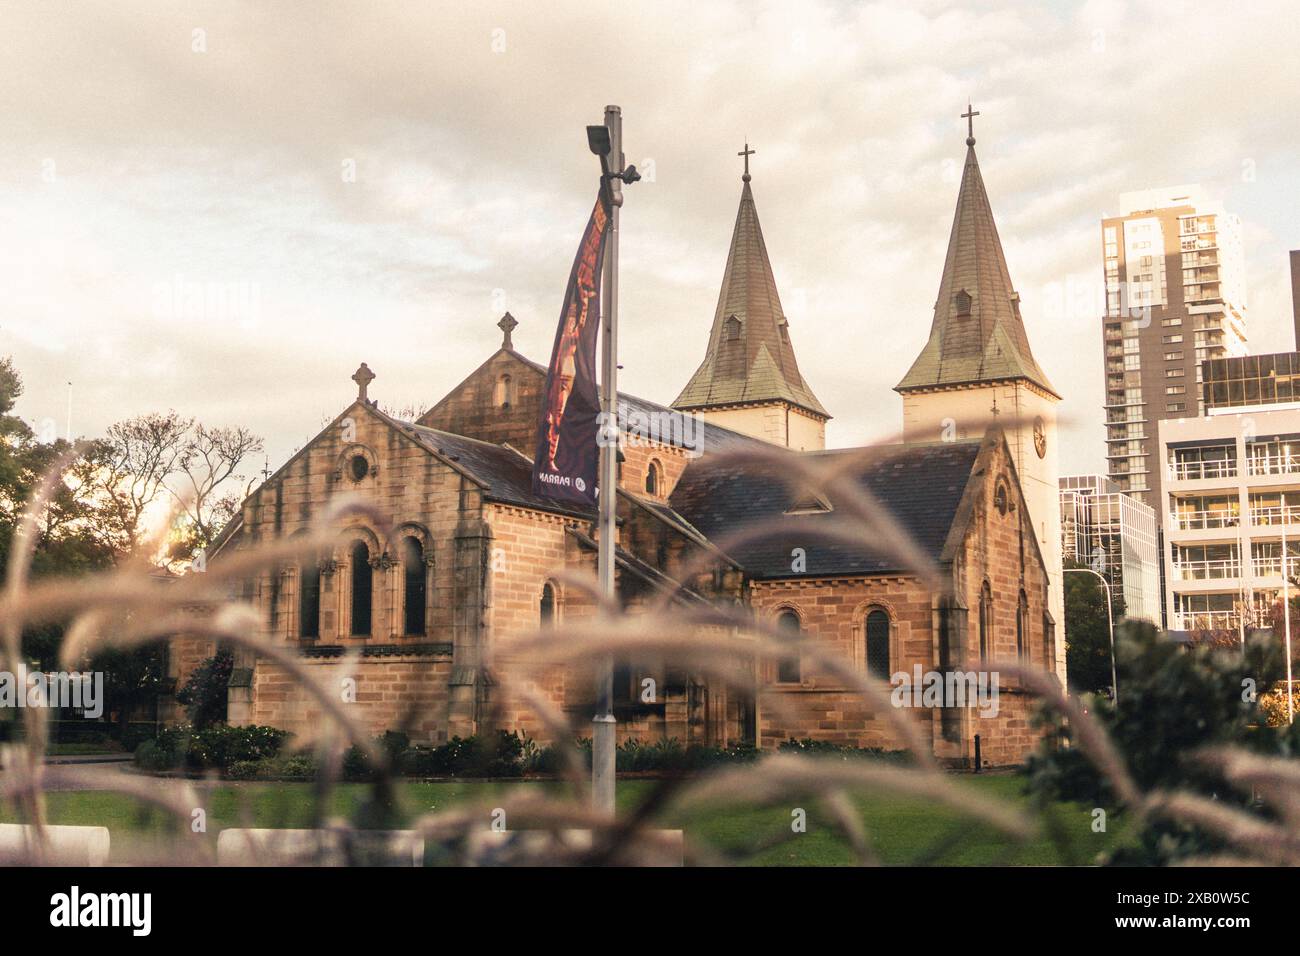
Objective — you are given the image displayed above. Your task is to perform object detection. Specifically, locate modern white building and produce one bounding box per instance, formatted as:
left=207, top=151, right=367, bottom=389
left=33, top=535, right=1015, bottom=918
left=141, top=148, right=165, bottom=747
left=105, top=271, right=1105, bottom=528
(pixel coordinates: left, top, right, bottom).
left=1159, top=354, right=1300, bottom=630
left=1060, top=475, right=1160, bottom=622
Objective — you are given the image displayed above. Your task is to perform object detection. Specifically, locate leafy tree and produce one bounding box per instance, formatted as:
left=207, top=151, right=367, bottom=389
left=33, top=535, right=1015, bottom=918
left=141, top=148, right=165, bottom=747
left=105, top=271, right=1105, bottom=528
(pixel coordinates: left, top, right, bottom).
left=1027, top=620, right=1300, bottom=864
left=1063, top=558, right=1121, bottom=695
left=0, top=356, right=258, bottom=734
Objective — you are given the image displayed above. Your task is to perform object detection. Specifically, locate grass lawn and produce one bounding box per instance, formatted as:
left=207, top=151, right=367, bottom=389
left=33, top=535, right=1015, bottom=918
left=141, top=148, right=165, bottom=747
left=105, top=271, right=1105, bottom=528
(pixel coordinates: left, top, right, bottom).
left=2, top=771, right=1120, bottom=865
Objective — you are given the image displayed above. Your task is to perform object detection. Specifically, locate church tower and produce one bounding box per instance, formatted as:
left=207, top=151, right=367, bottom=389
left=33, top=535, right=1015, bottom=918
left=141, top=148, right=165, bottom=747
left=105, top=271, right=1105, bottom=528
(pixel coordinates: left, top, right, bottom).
left=673, top=144, right=829, bottom=450
left=895, top=108, right=1066, bottom=682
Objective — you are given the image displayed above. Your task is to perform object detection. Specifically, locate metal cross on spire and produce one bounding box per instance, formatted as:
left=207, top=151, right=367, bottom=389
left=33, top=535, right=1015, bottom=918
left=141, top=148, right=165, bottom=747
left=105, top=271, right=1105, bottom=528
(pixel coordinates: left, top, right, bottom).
left=962, top=102, right=980, bottom=146
left=738, top=141, right=755, bottom=182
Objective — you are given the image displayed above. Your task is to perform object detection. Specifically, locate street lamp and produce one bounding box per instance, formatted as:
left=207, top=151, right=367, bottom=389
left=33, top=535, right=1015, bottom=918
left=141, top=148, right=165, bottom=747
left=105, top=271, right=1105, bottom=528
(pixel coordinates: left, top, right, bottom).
left=1064, top=567, right=1118, bottom=704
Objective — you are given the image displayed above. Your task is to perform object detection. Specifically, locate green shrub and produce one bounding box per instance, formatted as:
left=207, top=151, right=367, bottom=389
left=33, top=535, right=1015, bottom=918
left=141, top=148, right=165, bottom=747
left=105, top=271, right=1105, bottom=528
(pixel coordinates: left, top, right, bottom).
left=777, top=738, right=910, bottom=762
left=225, top=760, right=262, bottom=780
left=134, top=724, right=290, bottom=773
left=174, top=651, right=233, bottom=729
left=1026, top=621, right=1300, bottom=865
left=133, top=738, right=177, bottom=772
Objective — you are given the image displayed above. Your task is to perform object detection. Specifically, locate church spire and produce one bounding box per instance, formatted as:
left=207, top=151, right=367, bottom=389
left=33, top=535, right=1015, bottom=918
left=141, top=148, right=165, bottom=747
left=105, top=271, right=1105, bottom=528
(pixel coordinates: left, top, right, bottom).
left=895, top=108, right=1057, bottom=398
left=673, top=146, right=828, bottom=421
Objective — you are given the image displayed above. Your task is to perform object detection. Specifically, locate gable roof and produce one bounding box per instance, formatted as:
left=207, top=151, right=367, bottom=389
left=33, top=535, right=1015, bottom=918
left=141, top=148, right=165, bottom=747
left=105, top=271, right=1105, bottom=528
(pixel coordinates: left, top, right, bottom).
left=387, top=415, right=595, bottom=520
left=668, top=439, right=984, bottom=579
left=895, top=140, right=1057, bottom=397
left=672, top=176, right=828, bottom=418
left=458, top=346, right=767, bottom=456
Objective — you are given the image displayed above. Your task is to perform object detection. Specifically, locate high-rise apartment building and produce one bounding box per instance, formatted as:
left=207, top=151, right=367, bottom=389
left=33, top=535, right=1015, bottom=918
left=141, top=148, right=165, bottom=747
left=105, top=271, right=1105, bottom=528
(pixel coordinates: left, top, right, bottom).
left=1101, top=185, right=1247, bottom=511
left=1060, top=474, right=1160, bottom=622
left=1159, top=351, right=1300, bottom=632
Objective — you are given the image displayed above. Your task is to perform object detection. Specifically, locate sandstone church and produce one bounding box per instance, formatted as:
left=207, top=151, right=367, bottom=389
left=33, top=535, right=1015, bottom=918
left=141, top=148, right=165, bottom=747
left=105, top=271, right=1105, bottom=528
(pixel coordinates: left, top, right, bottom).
left=169, top=120, right=1064, bottom=768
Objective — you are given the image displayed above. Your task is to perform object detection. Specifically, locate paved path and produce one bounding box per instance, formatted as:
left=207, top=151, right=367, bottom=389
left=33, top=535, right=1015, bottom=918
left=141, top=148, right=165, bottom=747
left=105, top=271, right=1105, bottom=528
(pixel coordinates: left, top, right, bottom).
left=4, top=759, right=205, bottom=795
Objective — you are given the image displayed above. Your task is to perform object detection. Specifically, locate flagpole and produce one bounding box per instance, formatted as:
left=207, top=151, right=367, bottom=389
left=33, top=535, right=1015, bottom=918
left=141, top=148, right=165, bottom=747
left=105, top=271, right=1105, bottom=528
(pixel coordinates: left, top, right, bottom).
left=593, top=104, right=623, bottom=814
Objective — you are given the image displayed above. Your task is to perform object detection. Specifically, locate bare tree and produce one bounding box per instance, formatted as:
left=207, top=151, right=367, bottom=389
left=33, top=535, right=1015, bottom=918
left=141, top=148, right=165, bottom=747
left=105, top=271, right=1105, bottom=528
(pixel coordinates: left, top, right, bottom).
left=171, top=423, right=263, bottom=552
left=93, top=411, right=193, bottom=556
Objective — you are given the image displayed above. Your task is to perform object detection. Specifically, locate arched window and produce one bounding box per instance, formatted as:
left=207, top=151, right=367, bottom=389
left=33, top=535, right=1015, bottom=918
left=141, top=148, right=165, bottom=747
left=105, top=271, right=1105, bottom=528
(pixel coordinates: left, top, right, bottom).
left=978, top=581, right=992, bottom=662
left=866, top=609, right=890, bottom=679
left=540, top=582, right=556, bottom=629
left=299, top=554, right=321, bottom=639
left=494, top=373, right=512, bottom=408
left=350, top=540, right=372, bottom=636
left=645, top=459, right=662, bottom=496
left=776, top=609, right=802, bottom=684
left=1017, top=590, right=1029, bottom=662
left=402, top=538, right=426, bottom=636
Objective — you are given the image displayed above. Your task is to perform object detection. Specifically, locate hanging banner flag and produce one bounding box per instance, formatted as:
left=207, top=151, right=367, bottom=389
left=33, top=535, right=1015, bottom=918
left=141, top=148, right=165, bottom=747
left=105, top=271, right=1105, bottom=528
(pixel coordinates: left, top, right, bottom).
left=532, top=193, right=611, bottom=506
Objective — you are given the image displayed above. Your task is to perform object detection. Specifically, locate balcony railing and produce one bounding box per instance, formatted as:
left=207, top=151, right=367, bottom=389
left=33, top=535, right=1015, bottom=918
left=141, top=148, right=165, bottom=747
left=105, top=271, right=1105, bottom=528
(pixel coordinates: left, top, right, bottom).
left=1177, top=610, right=1237, bottom=631
left=1247, top=453, right=1300, bottom=477
left=1174, top=559, right=1240, bottom=580
left=1171, top=509, right=1240, bottom=531
left=1169, top=459, right=1238, bottom=481
left=1251, top=558, right=1291, bottom=578
left=1250, top=505, right=1300, bottom=526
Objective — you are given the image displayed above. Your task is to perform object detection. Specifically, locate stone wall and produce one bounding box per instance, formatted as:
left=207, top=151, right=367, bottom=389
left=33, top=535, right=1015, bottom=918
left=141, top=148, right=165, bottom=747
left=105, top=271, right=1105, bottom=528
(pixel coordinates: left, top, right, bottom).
left=250, top=654, right=453, bottom=744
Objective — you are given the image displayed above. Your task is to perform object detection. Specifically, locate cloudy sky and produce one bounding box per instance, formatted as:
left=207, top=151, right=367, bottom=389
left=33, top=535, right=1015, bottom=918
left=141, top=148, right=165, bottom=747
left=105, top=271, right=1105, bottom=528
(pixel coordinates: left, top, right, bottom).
left=3, top=0, right=1300, bottom=479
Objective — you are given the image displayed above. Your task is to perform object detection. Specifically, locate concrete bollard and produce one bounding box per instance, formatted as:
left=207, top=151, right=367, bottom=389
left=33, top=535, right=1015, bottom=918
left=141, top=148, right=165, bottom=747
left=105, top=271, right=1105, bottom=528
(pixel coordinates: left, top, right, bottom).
left=216, top=827, right=424, bottom=866
left=0, top=823, right=111, bottom=866
left=464, top=828, right=684, bottom=866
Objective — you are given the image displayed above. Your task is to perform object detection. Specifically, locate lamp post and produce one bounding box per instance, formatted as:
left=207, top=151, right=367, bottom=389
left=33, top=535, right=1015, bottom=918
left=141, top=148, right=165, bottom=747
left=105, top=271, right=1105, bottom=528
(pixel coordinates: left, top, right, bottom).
left=1064, top=567, right=1117, bottom=703
left=586, top=106, right=640, bottom=814
left=1283, top=491, right=1295, bottom=726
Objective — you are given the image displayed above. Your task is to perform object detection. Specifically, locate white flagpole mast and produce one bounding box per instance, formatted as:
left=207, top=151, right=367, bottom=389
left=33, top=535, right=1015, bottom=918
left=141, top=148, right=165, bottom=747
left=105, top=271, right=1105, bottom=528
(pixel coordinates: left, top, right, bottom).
left=593, top=105, right=624, bottom=814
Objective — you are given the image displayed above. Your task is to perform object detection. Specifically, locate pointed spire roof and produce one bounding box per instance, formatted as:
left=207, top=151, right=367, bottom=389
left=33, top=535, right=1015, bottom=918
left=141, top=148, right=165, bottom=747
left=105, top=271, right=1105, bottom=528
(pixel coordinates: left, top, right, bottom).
left=673, top=155, right=828, bottom=419
left=895, top=117, right=1057, bottom=398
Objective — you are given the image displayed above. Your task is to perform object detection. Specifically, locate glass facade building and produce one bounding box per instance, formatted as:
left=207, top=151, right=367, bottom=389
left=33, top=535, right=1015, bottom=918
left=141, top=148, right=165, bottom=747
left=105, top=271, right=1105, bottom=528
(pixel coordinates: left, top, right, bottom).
left=1060, top=474, right=1161, bottom=622
left=1203, top=351, right=1300, bottom=410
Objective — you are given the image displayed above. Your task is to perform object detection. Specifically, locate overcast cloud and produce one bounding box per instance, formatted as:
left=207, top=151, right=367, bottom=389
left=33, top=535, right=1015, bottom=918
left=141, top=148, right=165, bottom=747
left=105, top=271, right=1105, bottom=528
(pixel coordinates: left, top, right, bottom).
left=3, top=0, right=1300, bottom=478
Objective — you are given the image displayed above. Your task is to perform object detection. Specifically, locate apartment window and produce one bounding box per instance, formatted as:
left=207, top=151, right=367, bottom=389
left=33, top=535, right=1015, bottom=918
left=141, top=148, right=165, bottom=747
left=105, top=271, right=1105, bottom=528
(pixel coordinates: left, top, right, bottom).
left=1165, top=385, right=1185, bottom=395
left=1167, top=403, right=1185, bottom=413
left=1164, top=351, right=1183, bottom=361
left=1163, top=334, right=1183, bottom=344
left=1165, top=368, right=1184, bottom=378
left=1161, top=317, right=1182, bottom=327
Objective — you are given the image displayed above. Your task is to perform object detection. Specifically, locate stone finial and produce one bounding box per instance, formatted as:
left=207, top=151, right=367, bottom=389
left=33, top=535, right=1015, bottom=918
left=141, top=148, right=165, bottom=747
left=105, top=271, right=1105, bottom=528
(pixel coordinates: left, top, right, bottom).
left=498, top=312, right=518, bottom=350
left=351, top=362, right=375, bottom=403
